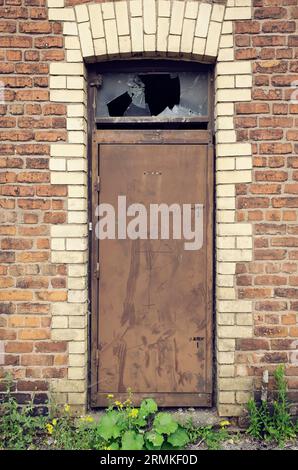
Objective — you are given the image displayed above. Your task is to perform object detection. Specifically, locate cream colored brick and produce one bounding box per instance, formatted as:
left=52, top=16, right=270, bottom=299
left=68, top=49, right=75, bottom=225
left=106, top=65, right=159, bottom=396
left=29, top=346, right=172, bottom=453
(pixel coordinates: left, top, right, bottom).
left=236, top=236, right=252, bottom=249
left=68, top=131, right=85, bottom=144
left=94, top=38, right=107, bottom=58
left=181, top=18, right=196, bottom=54
left=49, top=76, right=66, bottom=89
left=69, top=316, right=86, bottom=329
left=236, top=74, right=253, bottom=88
left=218, top=404, right=244, bottom=417
left=51, top=238, right=65, bottom=251
left=69, top=341, right=87, bottom=354
left=218, top=313, right=235, bottom=325
left=51, top=224, right=87, bottom=237
left=192, top=37, right=205, bottom=57
left=236, top=156, right=252, bottom=170
left=67, top=158, right=86, bottom=172
left=217, top=197, right=235, bottom=210
left=219, top=377, right=253, bottom=391
left=68, top=290, right=87, bottom=303
left=236, top=391, right=252, bottom=404
left=218, top=300, right=252, bottom=313
left=170, top=0, right=185, bottom=35
left=220, top=34, right=233, bottom=48
left=225, top=7, right=252, bottom=20
left=48, top=0, right=64, bottom=7
left=50, top=63, right=84, bottom=76
left=217, top=61, right=251, bottom=75
left=158, top=0, right=171, bottom=17
left=49, top=158, right=66, bottom=171
left=168, top=35, right=180, bottom=54
left=119, top=36, right=131, bottom=55
left=52, top=328, right=85, bottom=341
left=52, top=303, right=86, bottom=316
left=157, top=17, right=169, bottom=52
left=52, top=316, right=68, bottom=329
left=69, top=354, right=86, bottom=367
left=222, top=20, right=233, bottom=35
left=217, top=236, right=235, bottom=249
left=50, top=90, right=85, bottom=103
left=68, top=211, right=87, bottom=224
left=68, top=277, right=86, bottom=290
left=131, top=17, right=144, bottom=53
left=65, top=36, right=80, bottom=50
left=217, top=339, right=235, bottom=352
left=217, top=249, right=252, bottom=262
left=130, top=0, right=142, bottom=17
left=217, top=158, right=235, bottom=171
left=217, top=130, right=237, bottom=144
left=218, top=287, right=236, bottom=300
left=211, top=3, right=225, bottom=22
left=67, top=50, right=83, bottom=63
left=216, top=170, right=251, bottom=184
left=144, top=35, right=156, bottom=53
left=218, top=48, right=234, bottom=62
left=218, top=365, right=235, bottom=377
left=216, top=211, right=235, bottom=223
left=217, top=184, right=235, bottom=197
left=51, top=172, right=85, bottom=185
left=236, top=314, right=253, bottom=326
left=89, top=4, right=104, bottom=39
left=51, top=144, right=85, bottom=158
left=216, top=75, right=235, bottom=89
left=218, top=326, right=253, bottom=339
left=68, top=264, right=87, bottom=277
left=104, top=19, right=119, bottom=55
left=185, top=1, right=199, bottom=19
left=67, top=393, right=87, bottom=405
left=78, top=22, right=94, bottom=59
left=51, top=251, right=87, bottom=264
left=218, top=352, right=235, bottom=364
left=101, top=2, right=115, bottom=20
left=68, top=367, right=86, bottom=380
left=217, top=274, right=234, bottom=287
left=143, top=0, right=156, bottom=34
left=236, top=0, right=252, bottom=6
left=217, top=142, right=252, bottom=156
left=68, top=198, right=87, bottom=211
left=195, top=2, right=212, bottom=38
left=217, top=116, right=234, bottom=130
left=115, top=1, right=130, bottom=36
left=63, top=22, right=78, bottom=36
left=66, top=238, right=87, bottom=251
left=217, top=88, right=251, bottom=102
left=66, top=76, right=85, bottom=90
left=219, top=391, right=235, bottom=404
left=75, top=4, right=89, bottom=23
left=51, top=379, right=86, bottom=393
left=67, top=117, right=86, bottom=131
left=205, top=21, right=221, bottom=58
left=48, top=7, right=75, bottom=21
left=68, top=186, right=87, bottom=198
left=216, top=102, right=234, bottom=116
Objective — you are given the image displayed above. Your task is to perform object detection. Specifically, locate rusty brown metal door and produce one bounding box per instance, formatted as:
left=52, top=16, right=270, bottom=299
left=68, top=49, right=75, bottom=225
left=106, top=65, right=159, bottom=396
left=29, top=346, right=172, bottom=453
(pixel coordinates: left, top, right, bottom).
left=91, top=130, right=213, bottom=407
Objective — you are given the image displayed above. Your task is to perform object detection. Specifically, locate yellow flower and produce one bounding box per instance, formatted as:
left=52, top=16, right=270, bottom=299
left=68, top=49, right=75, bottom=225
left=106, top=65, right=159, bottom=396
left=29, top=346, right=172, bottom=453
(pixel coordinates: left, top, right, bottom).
left=64, top=404, right=70, bottom=413
left=220, top=420, right=231, bottom=428
left=81, top=415, right=94, bottom=423
left=52, top=418, right=57, bottom=426
left=128, top=408, right=139, bottom=419
left=46, top=424, right=54, bottom=435
left=124, top=399, right=132, bottom=406
left=107, top=394, right=114, bottom=399
left=114, top=400, right=123, bottom=408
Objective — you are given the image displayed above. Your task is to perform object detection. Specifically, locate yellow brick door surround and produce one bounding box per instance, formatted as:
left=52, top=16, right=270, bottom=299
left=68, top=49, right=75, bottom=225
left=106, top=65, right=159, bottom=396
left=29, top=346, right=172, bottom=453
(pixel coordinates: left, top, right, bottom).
left=47, top=0, right=254, bottom=416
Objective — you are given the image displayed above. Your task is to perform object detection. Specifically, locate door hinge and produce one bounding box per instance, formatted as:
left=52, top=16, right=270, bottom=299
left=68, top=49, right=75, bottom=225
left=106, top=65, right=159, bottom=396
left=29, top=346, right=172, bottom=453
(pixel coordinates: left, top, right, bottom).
left=95, top=261, right=100, bottom=279
left=95, top=175, right=101, bottom=192
left=89, top=221, right=93, bottom=231
left=96, top=349, right=100, bottom=366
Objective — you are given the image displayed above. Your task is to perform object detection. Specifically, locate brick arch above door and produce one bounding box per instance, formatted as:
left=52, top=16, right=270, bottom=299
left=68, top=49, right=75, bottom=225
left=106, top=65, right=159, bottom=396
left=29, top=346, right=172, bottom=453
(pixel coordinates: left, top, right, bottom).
left=47, top=0, right=254, bottom=416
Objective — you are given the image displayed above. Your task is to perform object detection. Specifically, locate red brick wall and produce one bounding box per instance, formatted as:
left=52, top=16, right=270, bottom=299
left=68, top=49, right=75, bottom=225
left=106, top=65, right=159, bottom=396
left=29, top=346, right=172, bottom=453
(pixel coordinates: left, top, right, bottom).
left=0, top=0, right=68, bottom=405
left=235, top=0, right=298, bottom=403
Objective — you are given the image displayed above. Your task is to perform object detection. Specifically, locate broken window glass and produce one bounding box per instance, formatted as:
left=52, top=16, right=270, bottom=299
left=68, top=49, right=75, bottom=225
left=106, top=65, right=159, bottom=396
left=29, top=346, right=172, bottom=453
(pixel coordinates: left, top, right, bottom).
left=96, top=71, right=208, bottom=118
